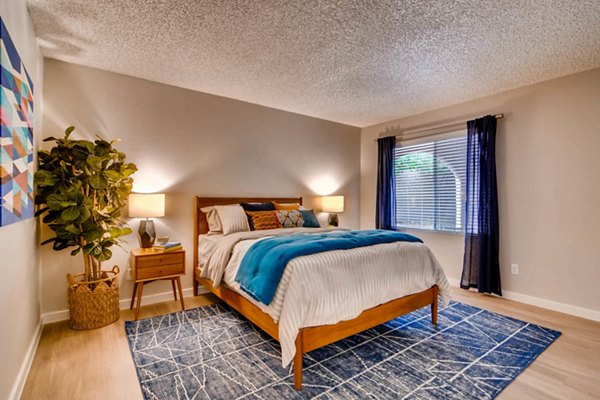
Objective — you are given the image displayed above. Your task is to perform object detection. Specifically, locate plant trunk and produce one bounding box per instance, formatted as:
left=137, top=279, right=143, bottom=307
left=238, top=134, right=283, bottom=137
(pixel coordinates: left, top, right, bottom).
left=91, top=257, right=98, bottom=280
left=82, top=252, right=92, bottom=282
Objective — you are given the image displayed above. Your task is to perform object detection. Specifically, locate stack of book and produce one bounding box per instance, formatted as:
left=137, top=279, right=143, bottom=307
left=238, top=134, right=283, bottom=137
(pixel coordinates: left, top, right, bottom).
left=153, top=241, right=182, bottom=252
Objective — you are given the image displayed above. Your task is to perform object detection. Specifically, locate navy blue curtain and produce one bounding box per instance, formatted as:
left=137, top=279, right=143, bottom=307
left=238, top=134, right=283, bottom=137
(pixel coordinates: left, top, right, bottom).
left=376, top=136, right=396, bottom=230
left=461, top=115, right=501, bottom=295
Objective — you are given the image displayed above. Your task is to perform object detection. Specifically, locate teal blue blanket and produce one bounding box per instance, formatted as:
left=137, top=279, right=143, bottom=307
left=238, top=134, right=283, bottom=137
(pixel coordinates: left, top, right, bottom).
left=235, top=230, right=422, bottom=305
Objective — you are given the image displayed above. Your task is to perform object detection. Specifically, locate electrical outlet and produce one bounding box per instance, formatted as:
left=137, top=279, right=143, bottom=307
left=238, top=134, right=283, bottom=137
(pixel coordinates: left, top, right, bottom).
left=511, top=263, right=519, bottom=275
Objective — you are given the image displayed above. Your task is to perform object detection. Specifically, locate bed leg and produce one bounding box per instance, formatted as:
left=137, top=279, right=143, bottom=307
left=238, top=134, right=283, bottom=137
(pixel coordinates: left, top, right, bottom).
left=193, top=276, right=199, bottom=297
left=294, top=333, right=303, bottom=390
left=431, top=285, right=438, bottom=325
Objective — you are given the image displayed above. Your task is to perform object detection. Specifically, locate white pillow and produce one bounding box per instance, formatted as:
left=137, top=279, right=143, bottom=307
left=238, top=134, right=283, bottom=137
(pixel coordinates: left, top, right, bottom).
left=200, top=206, right=223, bottom=234
left=214, top=204, right=250, bottom=235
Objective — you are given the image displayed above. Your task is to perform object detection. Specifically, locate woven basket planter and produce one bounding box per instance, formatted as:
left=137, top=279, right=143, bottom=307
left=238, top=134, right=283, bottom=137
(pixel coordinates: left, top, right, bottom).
left=67, top=266, right=120, bottom=330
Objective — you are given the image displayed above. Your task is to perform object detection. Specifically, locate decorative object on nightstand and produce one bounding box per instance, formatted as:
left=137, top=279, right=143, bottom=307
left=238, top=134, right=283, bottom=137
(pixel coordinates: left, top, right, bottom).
left=153, top=241, right=182, bottom=253
left=128, top=193, right=165, bottom=248
left=322, top=195, right=344, bottom=227
left=130, top=248, right=186, bottom=320
left=34, top=126, right=137, bottom=330
left=156, top=236, right=170, bottom=245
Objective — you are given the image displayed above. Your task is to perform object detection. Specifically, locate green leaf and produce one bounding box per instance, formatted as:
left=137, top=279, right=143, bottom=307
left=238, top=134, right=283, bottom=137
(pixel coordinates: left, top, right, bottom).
left=70, top=247, right=81, bottom=256
left=53, top=240, right=76, bottom=251
left=67, top=190, right=85, bottom=204
left=42, top=136, right=59, bottom=142
left=34, top=170, right=59, bottom=187
left=94, top=140, right=111, bottom=156
left=120, top=163, right=138, bottom=177
left=42, top=211, right=60, bottom=224
left=64, top=126, right=75, bottom=137
left=60, top=207, right=80, bottom=221
left=83, top=228, right=101, bottom=242
left=72, top=147, right=90, bottom=161
left=98, top=247, right=112, bottom=261
left=41, top=237, right=55, bottom=246
left=77, top=207, right=91, bottom=223
left=46, top=194, right=77, bottom=210
left=86, top=155, right=103, bottom=171
left=74, top=140, right=95, bottom=153
left=89, top=174, right=108, bottom=189
left=83, top=243, right=101, bottom=256
left=38, top=150, right=54, bottom=163
left=64, top=224, right=80, bottom=234
left=103, top=170, right=121, bottom=181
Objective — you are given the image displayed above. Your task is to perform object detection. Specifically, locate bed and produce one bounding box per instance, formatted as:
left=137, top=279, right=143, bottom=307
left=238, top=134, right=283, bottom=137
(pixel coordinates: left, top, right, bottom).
left=193, top=196, right=449, bottom=390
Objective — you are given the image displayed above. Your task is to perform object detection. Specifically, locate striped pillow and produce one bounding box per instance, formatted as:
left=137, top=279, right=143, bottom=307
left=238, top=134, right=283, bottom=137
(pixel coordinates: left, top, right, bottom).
left=200, top=206, right=223, bottom=233
left=214, top=205, right=250, bottom=235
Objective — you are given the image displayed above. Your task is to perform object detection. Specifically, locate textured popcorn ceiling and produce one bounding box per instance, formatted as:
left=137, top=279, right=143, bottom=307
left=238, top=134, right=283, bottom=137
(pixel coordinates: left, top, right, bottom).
left=27, top=0, right=600, bottom=127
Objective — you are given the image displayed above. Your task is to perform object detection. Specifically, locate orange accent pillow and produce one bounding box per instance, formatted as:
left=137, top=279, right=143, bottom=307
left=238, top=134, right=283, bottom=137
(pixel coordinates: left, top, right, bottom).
left=245, top=211, right=281, bottom=230
left=273, top=202, right=300, bottom=211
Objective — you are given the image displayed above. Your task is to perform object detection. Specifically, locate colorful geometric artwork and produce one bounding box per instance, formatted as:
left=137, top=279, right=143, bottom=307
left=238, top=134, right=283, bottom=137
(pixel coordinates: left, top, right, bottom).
left=0, top=17, right=34, bottom=227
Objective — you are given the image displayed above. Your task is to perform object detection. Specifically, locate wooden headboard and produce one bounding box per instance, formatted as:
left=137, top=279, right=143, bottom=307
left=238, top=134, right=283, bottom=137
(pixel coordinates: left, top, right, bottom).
left=193, top=196, right=303, bottom=269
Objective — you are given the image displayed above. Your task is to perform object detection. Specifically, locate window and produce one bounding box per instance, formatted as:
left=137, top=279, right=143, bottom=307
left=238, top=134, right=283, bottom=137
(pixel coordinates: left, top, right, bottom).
left=394, top=133, right=467, bottom=232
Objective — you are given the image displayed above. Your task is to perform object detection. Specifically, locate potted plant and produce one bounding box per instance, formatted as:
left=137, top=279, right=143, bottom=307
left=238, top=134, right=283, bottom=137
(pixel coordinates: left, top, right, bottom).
left=35, top=126, right=137, bottom=330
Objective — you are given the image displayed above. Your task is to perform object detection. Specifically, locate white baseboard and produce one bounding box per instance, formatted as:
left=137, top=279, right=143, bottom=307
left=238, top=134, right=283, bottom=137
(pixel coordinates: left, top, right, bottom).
left=41, top=286, right=209, bottom=324
left=9, top=320, right=42, bottom=400
left=446, top=278, right=600, bottom=322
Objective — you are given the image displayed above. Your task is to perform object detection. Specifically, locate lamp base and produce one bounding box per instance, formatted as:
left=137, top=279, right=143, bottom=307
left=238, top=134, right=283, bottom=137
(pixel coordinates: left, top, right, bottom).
left=328, top=213, right=339, bottom=227
left=138, top=219, right=156, bottom=248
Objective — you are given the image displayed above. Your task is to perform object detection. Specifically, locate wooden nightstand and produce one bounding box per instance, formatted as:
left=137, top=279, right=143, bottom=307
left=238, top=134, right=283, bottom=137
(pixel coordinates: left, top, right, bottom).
left=130, top=248, right=186, bottom=320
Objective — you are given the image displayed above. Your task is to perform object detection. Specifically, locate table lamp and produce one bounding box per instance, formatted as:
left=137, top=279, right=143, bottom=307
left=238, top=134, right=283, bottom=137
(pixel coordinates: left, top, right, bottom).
left=322, top=195, right=344, bottom=227
left=128, top=193, right=165, bottom=248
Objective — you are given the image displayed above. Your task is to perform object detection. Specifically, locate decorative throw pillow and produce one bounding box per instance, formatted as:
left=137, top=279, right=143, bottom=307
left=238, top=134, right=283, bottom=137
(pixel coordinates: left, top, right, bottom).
left=273, top=202, right=300, bottom=211
left=200, top=206, right=223, bottom=233
left=275, top=210, right=304, bottom=228
left=300, top=210, right=320, bottom=228
left=214, top=204, right=250, bottom=235
left=240, top=202, right=276, bottom=211
left=241, top=202, right=276, bottom=230
left=246, top=211, right=280, bottom=231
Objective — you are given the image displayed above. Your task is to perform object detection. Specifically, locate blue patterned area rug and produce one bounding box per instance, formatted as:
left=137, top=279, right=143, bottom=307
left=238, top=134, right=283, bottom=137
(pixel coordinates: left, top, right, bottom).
left=125, top=301, right=560, bottom=399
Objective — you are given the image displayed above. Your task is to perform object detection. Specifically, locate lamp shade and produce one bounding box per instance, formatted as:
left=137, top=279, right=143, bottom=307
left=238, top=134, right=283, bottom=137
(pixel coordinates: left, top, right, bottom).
left=322, top=195, right=344, bottom=213
left=128, top=193, right=165, bottom=218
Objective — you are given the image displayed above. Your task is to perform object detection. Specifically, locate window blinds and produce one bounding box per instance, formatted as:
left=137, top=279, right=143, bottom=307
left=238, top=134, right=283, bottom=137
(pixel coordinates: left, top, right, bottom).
left=394, top=134, right=467, bottom=232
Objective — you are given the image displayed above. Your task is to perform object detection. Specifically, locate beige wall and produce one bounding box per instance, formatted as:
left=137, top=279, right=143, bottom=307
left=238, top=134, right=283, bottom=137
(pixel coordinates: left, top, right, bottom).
left=41, top=59, right=361, bottom=317
left=361, top=68, right=600, bottom=315
left=0, top=2, right=43, bottom=399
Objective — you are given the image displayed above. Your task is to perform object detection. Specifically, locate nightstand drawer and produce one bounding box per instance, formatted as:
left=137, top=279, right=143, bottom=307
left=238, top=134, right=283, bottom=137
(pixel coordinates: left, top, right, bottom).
left=137, top=263, right=184, bottom=280
left=137, top=252, right=184, bottom=268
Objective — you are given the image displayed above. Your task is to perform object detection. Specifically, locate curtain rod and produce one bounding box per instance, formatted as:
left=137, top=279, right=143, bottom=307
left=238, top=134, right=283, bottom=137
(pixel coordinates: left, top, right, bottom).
left=375, top=113, right=504, bottom=142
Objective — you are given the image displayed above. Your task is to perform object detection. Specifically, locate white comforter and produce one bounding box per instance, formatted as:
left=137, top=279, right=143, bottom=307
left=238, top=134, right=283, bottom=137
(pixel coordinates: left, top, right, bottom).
left=198, top=228, right=450, bottom=367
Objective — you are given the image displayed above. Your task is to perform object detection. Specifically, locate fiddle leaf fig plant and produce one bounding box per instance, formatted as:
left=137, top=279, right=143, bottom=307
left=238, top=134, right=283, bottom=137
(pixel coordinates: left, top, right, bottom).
left=35, top=126, right=138, bottom=282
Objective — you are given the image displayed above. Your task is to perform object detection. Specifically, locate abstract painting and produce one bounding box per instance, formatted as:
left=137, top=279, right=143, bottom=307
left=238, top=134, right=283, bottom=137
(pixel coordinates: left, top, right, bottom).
left=0, top=17, right=34, bottom=227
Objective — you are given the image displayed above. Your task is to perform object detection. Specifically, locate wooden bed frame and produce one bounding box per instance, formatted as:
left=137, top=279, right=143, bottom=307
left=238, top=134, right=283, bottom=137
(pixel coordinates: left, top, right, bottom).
left=193, top=196, right=438, bottom=390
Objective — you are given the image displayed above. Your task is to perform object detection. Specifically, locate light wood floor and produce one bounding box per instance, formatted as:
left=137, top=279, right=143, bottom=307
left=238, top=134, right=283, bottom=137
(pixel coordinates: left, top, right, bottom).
left=21, top=288, right=600, bottom=399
